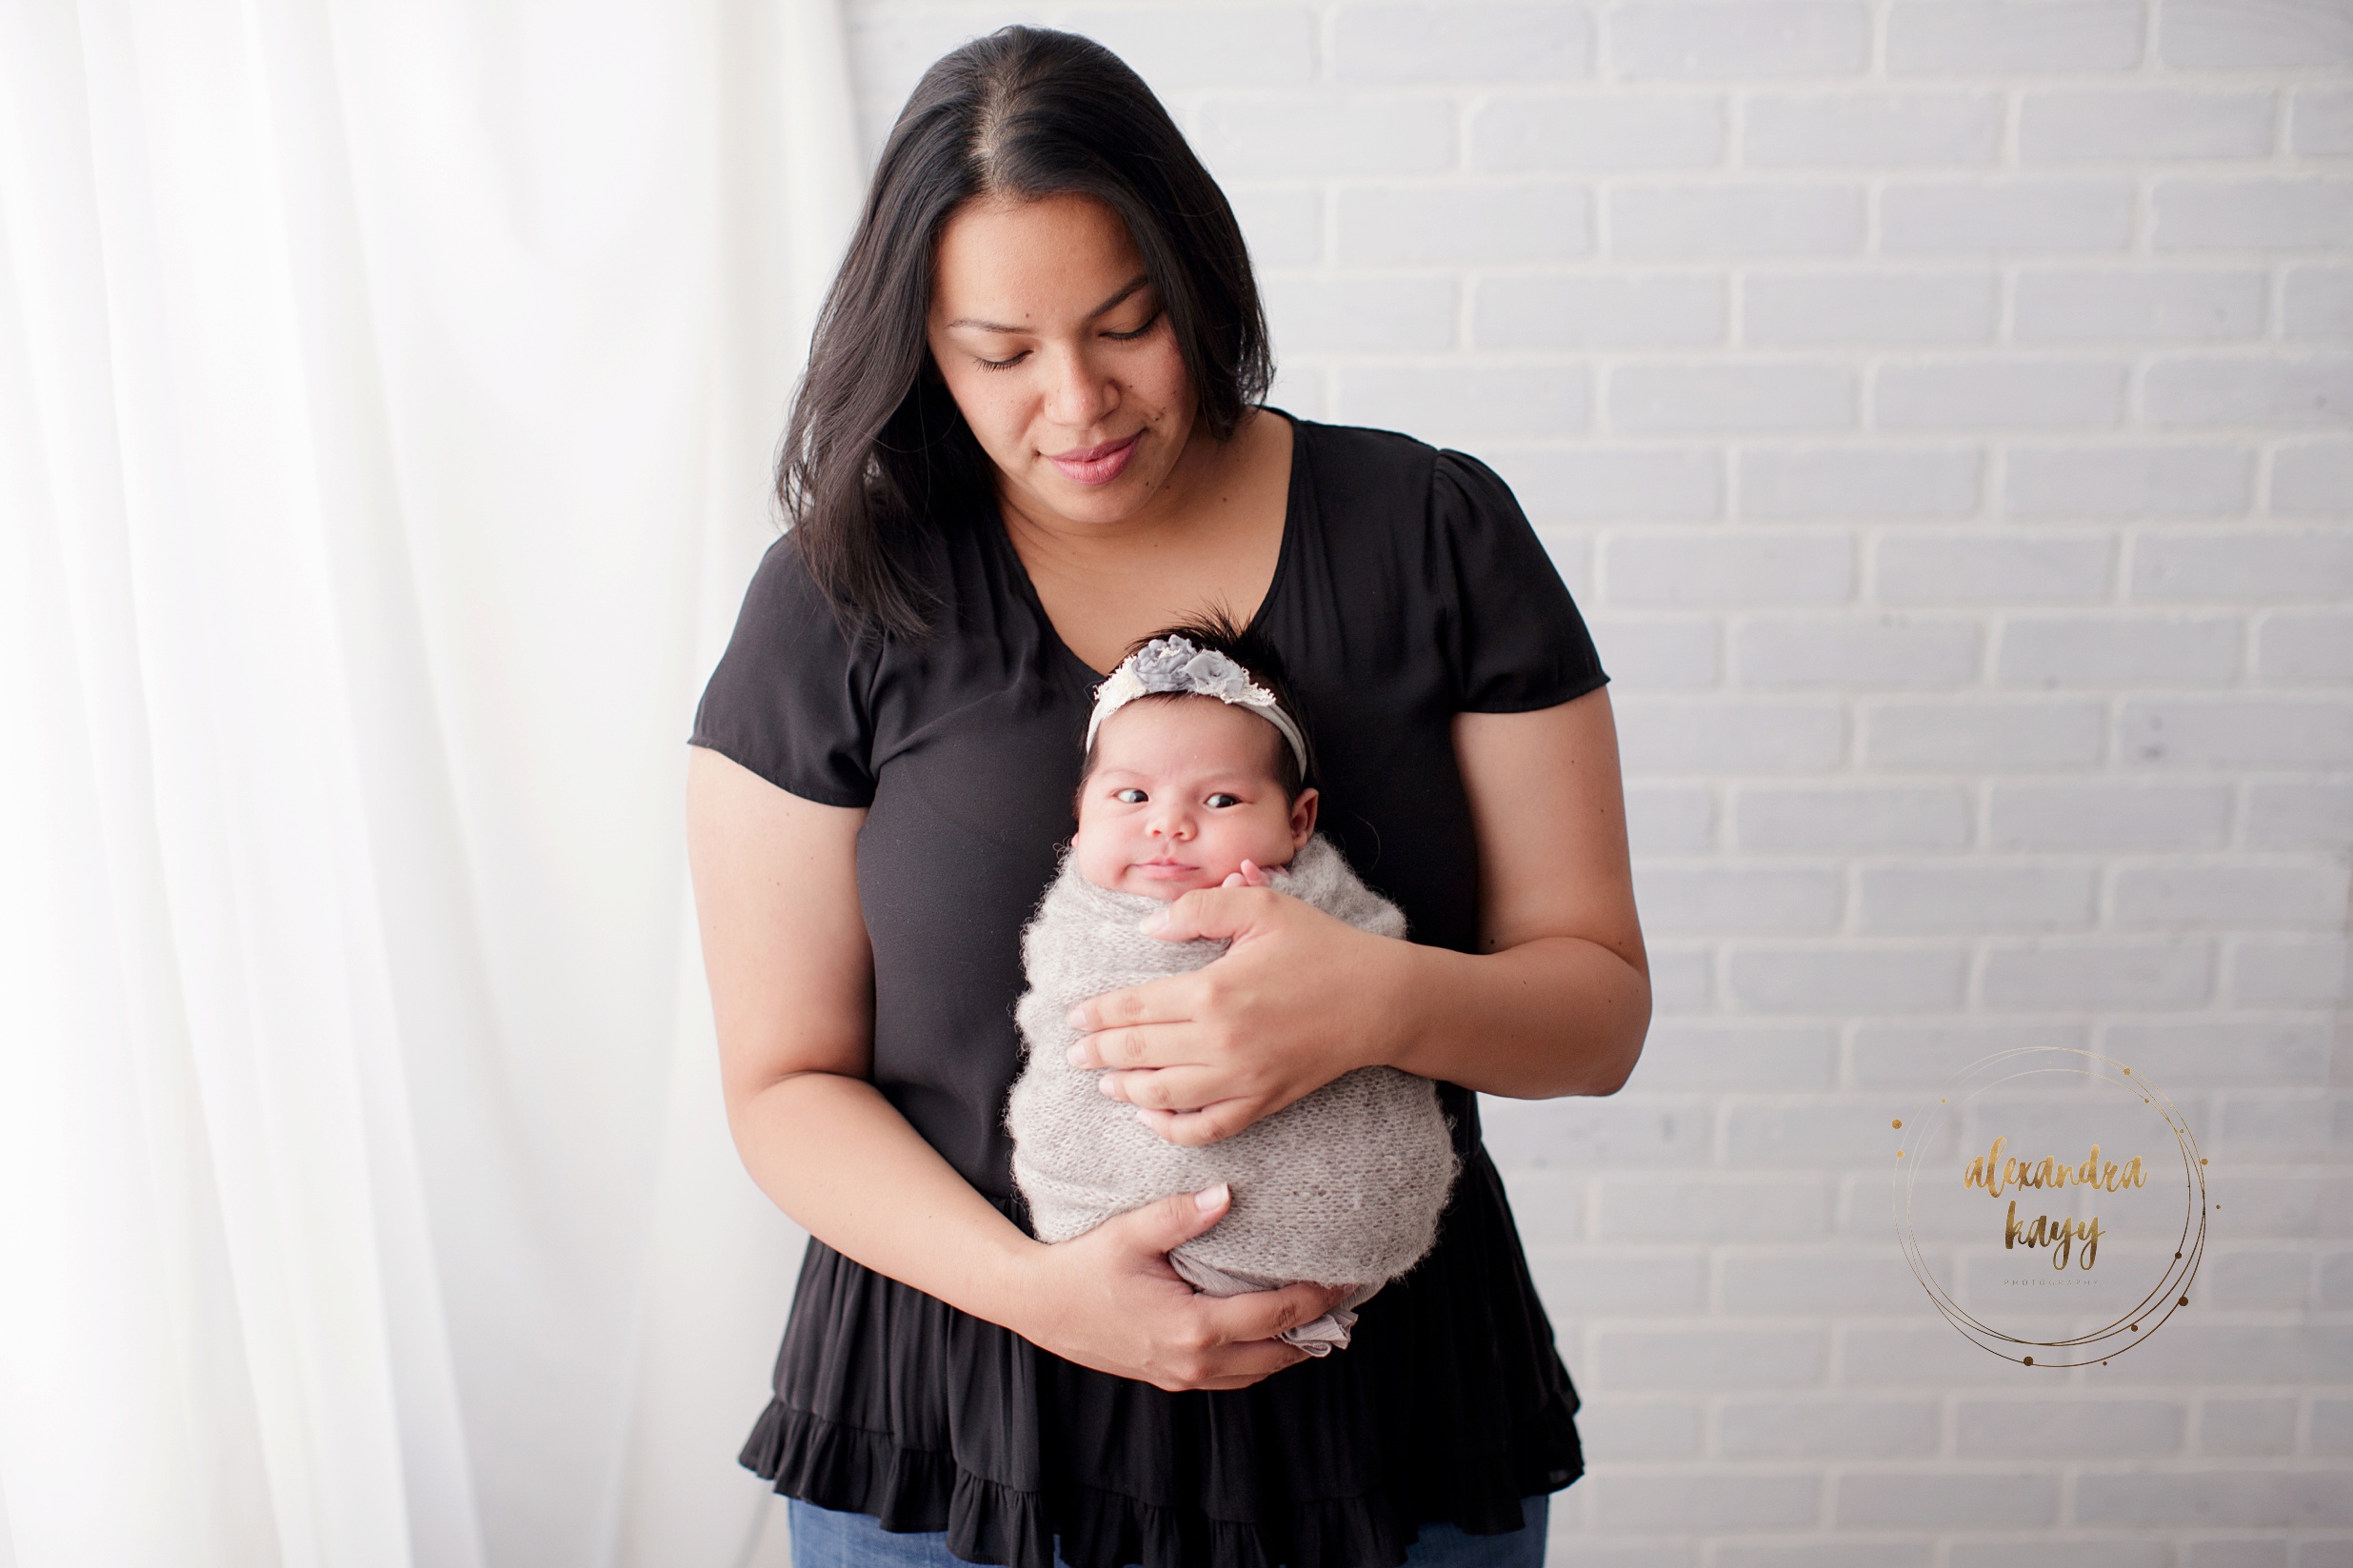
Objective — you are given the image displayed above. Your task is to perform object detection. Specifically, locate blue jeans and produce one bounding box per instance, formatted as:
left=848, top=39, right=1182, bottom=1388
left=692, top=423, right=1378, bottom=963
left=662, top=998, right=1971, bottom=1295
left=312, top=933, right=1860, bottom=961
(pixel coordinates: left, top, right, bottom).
left=786, top=1494, right=1548, bottom=1568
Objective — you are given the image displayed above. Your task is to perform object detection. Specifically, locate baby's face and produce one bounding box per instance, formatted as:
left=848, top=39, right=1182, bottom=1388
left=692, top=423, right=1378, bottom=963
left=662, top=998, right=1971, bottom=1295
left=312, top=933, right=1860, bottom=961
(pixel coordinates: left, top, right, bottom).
left=1073, top=698, right=1318, bottom=900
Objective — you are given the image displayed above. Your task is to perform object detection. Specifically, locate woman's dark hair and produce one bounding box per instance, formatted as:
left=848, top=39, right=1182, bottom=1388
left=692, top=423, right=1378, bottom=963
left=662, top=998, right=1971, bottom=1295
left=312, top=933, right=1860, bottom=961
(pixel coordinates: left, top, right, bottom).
left=781, top=27, right=1274, bottom=639
left=1078, top=608, right=1316, bottom=804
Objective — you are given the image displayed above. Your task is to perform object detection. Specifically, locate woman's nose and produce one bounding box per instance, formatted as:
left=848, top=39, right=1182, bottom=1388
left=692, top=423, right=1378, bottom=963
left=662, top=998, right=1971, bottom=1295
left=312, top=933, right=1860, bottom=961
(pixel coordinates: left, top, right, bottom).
left=1042, top=344, right=1117, bottom=428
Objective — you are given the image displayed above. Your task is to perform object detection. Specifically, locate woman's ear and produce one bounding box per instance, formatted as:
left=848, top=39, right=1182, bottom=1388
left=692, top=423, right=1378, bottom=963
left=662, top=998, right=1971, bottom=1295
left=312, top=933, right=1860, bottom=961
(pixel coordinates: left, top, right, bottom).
left=1289, top=786, right=1319, bottom=846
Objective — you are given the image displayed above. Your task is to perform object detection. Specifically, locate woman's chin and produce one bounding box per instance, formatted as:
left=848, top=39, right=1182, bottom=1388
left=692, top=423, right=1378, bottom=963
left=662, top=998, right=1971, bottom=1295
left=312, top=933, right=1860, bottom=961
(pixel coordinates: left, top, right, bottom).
left=1040, top=482, right=1146, bottom=526
left=1024, top=449, right=1175, bottom=524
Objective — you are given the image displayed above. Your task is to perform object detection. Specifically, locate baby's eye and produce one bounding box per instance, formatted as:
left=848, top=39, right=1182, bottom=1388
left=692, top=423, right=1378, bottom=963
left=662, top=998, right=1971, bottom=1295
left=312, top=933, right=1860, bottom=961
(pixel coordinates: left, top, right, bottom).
left=1206, top=792, right=1243, bottom=808
left=1114, top=787, right=1147, bottom=804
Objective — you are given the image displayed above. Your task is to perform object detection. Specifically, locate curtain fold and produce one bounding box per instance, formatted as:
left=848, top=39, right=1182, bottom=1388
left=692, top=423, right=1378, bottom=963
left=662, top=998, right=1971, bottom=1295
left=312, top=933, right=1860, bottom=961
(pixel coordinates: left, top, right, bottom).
left=0, top=3, right=858, bottom=1564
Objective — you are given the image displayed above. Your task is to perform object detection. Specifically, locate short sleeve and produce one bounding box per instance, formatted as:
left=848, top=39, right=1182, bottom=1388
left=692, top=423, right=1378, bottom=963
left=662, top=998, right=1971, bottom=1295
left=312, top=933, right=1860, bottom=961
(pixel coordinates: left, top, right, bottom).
left=688, top=531, right=877, bottom=808
left=1430, top=448, right=1609, bottom=713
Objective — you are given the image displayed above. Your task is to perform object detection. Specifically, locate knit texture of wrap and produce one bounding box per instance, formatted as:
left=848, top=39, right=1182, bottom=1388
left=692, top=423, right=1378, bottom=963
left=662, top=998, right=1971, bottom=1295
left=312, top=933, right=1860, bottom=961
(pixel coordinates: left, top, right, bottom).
left=1006, top=833, right=1460, bottom=1354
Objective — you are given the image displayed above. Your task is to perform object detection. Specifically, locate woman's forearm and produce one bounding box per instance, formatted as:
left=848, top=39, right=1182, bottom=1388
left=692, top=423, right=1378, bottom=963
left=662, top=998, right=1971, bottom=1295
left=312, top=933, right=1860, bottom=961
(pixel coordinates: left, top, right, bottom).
left=728, top=1071, right=1040, bottom=1328
left=1379, top=933, right=1650, bottom=1100
left=692, top=749, right=1337, bottom=1390
left=728, top=1068, right=1347, bottom=1389
left=1394, top=697, right=1647, bottom=1101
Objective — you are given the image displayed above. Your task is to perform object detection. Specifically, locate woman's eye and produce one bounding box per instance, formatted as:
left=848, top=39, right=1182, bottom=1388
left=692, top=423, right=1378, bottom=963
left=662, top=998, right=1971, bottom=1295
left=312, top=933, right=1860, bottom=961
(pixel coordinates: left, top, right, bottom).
left=1206, top=792, right=1242, bottom=808
left=976, top=351, right=1028, bottom=371
left=1103, top=308, right=1163, bottom=342
left=1114, top=787, right=1147, bottom=804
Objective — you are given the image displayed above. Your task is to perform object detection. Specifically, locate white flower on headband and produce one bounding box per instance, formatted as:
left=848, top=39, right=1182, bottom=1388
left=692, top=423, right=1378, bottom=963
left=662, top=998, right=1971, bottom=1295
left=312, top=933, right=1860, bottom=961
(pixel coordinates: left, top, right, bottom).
left=1092, top=665, right=1147, bottom=709
left=1085, top=634, right=1309, bottom=773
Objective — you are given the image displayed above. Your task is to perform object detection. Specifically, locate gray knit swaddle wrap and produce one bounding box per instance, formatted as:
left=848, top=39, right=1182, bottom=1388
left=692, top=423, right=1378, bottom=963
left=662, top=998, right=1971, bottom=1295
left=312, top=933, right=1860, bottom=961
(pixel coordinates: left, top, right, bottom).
left=1007, top=834, right=1459, bottom=1355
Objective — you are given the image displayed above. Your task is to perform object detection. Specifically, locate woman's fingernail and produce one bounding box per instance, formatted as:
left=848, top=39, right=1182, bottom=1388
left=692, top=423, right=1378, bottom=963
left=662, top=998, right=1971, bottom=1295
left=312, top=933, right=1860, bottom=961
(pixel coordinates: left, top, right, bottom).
left=1138, top=911, right=1167, bottom=934
left=1066, top=1044, right=1087, bottom=1066
left=1064, top=1006, right=1086, bottom=1028
left=1096, top=1076, right=1118, bottom=1096
left=1194, top=1182, right=1229, bottom=1211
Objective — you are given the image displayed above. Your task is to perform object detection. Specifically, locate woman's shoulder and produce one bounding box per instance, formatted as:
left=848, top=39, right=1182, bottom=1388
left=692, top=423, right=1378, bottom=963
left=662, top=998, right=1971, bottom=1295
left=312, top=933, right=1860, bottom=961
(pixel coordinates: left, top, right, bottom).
left=689, top=527, right=887, bottom=807
left=1285, top=412, right=1526, bottom=536
left=1283, top=413, right=1546, bottom=581
left=1286, top=412, right=1436, bottom=498
left=1283, top=412, right=1604, bottom=714
left=722, top=520, right=968, bottom=681
left=734, top=525, right=827, bottom=619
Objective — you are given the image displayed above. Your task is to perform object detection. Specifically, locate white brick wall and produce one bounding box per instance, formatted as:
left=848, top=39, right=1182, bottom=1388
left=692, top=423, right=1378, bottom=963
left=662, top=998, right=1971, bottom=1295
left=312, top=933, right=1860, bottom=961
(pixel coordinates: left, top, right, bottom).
left=842, top=1, right=2351, bottom=1557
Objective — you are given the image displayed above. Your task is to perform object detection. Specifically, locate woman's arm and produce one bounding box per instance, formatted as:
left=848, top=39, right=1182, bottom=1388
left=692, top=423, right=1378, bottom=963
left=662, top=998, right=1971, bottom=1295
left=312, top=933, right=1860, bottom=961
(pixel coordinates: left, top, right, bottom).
left=687, top=744, right=1346, bottom=1389
left=1068, top=686, right=1649, bottom=1144
left=1391, top=688, right=1649, bottom=1089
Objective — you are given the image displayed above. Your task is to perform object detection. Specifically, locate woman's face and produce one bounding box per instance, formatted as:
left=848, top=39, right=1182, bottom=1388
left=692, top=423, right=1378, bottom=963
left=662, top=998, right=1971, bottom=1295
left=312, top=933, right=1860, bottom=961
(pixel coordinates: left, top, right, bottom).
left=927, top=191, right=1197, bottom=528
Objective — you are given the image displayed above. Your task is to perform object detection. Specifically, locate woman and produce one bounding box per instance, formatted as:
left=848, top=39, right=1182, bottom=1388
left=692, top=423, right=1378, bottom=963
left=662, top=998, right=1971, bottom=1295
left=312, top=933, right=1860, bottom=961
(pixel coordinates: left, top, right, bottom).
left=686, top=27, right=1649, bottom=1568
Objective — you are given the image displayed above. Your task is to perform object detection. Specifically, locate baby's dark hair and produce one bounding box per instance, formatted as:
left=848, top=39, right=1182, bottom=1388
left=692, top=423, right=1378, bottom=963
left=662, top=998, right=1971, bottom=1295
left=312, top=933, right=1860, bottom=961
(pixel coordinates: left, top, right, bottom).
left=1077, top=609, right=1316, bottom=803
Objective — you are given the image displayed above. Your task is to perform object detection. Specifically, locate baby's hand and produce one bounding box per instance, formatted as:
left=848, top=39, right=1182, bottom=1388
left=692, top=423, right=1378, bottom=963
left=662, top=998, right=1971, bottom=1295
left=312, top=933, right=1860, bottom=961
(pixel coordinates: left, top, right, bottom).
left=1218, top=860, right=1273, bottom=889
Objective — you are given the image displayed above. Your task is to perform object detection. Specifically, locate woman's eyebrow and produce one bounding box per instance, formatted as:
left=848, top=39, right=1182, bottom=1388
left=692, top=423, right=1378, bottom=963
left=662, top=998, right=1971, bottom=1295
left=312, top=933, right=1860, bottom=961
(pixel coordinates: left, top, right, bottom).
left=1085, top=275, right=1150, bottom=319
left=944, top=275, right=1150, bottom=334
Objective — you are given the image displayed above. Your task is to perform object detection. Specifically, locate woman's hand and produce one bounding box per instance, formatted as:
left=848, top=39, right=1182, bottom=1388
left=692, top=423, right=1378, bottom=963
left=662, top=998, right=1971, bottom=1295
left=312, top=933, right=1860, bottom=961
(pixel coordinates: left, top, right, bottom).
left=694, top=752, right=1341, bottom=1385
left=1009, top=1183, right=1348, bottom=1391
left=1068, top=692, right=1655, bottom=1146
left=1065, top=881, right=1404, bottom=1146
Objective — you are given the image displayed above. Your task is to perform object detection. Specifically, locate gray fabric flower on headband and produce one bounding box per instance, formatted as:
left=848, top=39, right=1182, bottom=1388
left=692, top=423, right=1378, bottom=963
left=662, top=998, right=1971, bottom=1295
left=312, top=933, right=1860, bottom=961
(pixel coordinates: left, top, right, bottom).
left=1085, top=634, right=1309, bottom=772
left=1129, top=637, right=1259, bottom=703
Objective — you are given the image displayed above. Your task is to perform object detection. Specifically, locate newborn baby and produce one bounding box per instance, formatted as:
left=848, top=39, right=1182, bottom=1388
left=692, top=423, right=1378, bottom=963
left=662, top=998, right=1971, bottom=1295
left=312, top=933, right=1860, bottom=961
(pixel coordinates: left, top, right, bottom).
left=1005, top=625, right=1459, bottom=1354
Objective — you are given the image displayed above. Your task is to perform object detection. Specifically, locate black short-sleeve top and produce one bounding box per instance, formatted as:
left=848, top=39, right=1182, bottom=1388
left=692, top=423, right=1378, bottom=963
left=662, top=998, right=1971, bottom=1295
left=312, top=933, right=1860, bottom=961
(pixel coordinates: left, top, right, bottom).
left=691, top=415, right=1606, bottom=1568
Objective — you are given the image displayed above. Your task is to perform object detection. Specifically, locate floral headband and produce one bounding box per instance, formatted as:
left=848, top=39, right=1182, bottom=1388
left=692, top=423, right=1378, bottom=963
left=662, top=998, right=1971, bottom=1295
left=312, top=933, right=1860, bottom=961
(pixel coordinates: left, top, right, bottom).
left=1085, top=635, right=1309, bottom=774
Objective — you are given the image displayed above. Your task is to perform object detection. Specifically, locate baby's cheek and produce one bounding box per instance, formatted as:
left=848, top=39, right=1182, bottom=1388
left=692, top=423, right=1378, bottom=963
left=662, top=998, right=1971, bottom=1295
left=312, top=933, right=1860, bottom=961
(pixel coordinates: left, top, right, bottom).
left=1069, top=821, right=1124, bottom=890
left=1252, top=811, right=1302, bottom=863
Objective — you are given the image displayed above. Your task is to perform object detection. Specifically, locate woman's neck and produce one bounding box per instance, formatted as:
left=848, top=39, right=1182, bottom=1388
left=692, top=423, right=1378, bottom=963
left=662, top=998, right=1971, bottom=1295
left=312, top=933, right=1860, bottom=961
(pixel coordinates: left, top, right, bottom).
left=998, top=410, right=1292, bottom=673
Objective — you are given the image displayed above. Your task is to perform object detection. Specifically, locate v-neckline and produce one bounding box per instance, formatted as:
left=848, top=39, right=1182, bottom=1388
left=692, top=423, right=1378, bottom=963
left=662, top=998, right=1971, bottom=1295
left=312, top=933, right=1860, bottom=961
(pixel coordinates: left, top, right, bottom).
left=988, top=408, right=1306, bottom=685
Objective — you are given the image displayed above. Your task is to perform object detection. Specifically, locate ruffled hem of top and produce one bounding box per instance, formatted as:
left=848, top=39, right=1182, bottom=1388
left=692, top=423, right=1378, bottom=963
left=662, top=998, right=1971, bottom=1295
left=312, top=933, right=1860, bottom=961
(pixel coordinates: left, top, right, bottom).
left=740, top=1403, right=1048, bottom=1566
left=736, top=1147, right=1583, bottom=1568
left=740, top=1399, right=1576, bottom=1568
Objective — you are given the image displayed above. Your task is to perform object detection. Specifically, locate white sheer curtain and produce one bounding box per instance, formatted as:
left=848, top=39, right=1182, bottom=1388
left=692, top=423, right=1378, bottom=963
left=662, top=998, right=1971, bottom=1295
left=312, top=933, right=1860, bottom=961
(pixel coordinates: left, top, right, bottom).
left=0, top=2, right=858, bottom=1563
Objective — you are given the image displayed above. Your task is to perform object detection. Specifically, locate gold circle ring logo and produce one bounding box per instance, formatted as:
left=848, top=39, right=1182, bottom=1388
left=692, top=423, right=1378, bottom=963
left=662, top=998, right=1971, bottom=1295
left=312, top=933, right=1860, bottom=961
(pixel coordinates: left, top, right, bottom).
left=1892, top=1046, right=2207, bottom=1369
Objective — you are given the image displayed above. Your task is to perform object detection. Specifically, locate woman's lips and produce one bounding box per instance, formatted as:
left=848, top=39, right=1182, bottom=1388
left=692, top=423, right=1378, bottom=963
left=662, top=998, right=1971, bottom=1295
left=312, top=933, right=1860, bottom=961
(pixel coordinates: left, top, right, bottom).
left=1047, top=431, right=1141, bottom=487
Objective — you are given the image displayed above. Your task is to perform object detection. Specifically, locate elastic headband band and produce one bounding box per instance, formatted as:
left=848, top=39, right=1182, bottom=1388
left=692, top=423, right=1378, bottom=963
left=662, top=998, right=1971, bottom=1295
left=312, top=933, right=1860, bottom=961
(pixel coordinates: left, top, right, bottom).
left=1084, top=635, right=1309, bottom=775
